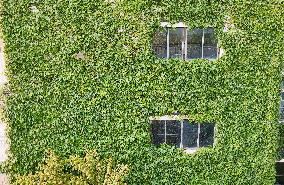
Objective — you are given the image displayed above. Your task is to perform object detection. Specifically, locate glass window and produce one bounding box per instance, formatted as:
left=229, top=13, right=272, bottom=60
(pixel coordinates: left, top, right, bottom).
left=203, top=28, right=218, bottom=59
left=199, top=123, right=215, bottom=147
left=182, top=120, right=198, bottom=148
left=187, top=29, right=203, bottom=59
left=280, top=107, right=284, bottom=121
left=166, top=120, right=181, bottom=147
left=169, top=28, right=185, bottom=59
left=152, top=28, right=168, bottom=59
left=152, top=25, right=219, bottom=60
left=151, top=118, right=215, bottom=150
left=279, top=149, right=284, bottom=160
left=151, top=120, right=165, bottom=145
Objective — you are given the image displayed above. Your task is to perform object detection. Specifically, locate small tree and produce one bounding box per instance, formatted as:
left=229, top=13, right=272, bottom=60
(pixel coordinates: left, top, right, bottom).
left=15, top=150, right=128, bottom=185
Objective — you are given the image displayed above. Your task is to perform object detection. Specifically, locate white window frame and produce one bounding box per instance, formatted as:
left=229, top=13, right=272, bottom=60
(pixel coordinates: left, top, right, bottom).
left=150, top=115, right=217, bottom=154
left=158, top=22, right=223, bottom=60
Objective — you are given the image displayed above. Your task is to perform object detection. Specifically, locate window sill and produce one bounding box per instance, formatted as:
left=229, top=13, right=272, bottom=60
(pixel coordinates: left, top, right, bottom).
left=183, top=147, right=215, bottom=154
left=184, top=147, right=198, bottom=154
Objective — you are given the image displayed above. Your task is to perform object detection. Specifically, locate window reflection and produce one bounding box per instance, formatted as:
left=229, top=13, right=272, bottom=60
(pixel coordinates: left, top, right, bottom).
left=203, top=28, right=218, bottom=59
left=187, top=29, right=203, bottom=59
left=166, top=120, right=180, bottom=134
left=280, top=107, right=284, bottom=121
left=166, top=120, right=181, bottom=147
left=151, top=119, right=215, bottom=149
left=152, top=28, right=167, bottom=59
left=199, top=123, right=215, bottom=147
left=182, top=120, right=198, bottom=148
left=169, top=28, right=184, bottom=59
left=279, top=149, right=284, bottom=159
left=152, top=26, right=219, bottom=60
left=151, top=120, right=165, bottom=145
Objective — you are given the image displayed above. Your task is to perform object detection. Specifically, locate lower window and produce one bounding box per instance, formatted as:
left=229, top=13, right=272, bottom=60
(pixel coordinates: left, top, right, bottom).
left=151, top=118, right=215, bottom=152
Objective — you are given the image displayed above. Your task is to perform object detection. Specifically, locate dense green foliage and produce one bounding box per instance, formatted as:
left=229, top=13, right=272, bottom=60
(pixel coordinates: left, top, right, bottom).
left=15, top=150, right=128, bottom=185
left=2, top=0, right=284, bottom=184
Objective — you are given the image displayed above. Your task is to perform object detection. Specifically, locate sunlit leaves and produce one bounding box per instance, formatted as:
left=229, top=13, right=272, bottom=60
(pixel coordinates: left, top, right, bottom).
left=2, top=0, right=284, bottom=184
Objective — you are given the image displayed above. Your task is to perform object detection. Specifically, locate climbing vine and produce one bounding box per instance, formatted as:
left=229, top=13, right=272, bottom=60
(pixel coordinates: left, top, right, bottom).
left=2, top=0, right=284, bottom=184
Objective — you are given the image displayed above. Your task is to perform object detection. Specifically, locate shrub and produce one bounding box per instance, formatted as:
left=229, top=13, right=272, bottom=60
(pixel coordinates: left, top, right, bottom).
left=14, top=150, right=128, bottom=185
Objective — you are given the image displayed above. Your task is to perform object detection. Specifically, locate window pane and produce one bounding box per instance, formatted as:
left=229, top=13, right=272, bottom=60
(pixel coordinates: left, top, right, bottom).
left=281, top=101, right=284, bottom=108
left=165, top=120, right=181, bottom=147
left=199, top=123, right=215, bottom=147
left=152, top=28, right=167, bottom=59
left=203, top=28, right=218, bottom=59
left=187, top=29, right=202, bottom=59
left=167, top=135, right=181, bottom=147
left=279, top=149, right=284, bottom=159
left=151, top=120, right=165, bottom=145
left=204, top=28, right=217, bottom=45
left=166, top=120, right=180, bottom=134
left=203, top=46, right=217, bottom=59
left=280, top=108, right=284, bottom=120
left=182, top=120, right=198, bottom=148
left=169, top=28, right=183, bottom=59
left=153, top=135, right=165, bottom=146
left=152, top=120, right=165, bottom=134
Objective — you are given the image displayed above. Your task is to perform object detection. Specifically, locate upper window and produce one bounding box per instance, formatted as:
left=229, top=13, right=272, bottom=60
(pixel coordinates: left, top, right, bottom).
left=150, top=116, right=215, bottom=153
left=152, top=23, right=219, bottom=60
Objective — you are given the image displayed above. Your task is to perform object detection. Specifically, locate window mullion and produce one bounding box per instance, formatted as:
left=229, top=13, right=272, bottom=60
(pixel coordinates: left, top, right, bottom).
left=184, top=28, right=187, bottom=60
left=213, top=125, right=217, bottom=146
left=180, top=120, right=183, bottom=148
left=201, top=29, right=204, bottom=59
left=167, top=27, right=170, bottom=59
left=181, top=28, right=184, bottom=60
left=217, top=42, right=219, bottom=59
left=197, top=123, right=200, bottom=148
left=164, top=120, right=167, bottom=144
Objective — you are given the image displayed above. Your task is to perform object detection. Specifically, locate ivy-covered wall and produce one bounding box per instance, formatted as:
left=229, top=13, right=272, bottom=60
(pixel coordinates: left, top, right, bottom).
left=2, top=0, right=284, bottom=184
